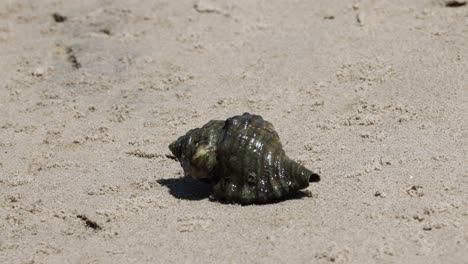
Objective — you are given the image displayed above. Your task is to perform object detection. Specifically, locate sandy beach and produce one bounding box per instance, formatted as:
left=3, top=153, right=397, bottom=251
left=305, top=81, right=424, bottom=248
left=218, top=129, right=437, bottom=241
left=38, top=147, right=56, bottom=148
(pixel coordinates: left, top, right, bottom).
left=0, top=0, right=467, bottom=263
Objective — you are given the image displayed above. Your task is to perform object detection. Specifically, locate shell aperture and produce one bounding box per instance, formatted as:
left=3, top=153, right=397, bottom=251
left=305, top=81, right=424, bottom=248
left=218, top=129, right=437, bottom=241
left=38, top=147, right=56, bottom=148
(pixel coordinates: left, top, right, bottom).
left=169, top=113, right=320, bottom=204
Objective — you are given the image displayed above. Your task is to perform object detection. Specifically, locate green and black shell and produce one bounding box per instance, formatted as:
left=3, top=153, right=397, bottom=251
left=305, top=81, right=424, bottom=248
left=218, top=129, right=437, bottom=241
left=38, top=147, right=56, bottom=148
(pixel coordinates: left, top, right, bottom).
left=169, top=113, right=320, bottom=204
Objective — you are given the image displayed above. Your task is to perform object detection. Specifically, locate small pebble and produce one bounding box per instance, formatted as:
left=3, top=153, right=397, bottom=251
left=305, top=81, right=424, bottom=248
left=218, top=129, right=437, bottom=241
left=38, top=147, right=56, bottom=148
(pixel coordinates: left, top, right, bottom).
left=32, top=67, right=45, bottom=77
left=52, top=13, right=67, bottom=23
left=444, top=0, right=467, bottom=7
left=374, top=191, right=386, bottom=198
left=423, top=224, right=432, bottom=231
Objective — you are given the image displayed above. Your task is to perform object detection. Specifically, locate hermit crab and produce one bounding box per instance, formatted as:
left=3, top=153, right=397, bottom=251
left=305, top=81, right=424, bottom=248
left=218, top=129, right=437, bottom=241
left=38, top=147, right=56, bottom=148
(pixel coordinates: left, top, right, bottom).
left=169, top=113, right=320, bottom=204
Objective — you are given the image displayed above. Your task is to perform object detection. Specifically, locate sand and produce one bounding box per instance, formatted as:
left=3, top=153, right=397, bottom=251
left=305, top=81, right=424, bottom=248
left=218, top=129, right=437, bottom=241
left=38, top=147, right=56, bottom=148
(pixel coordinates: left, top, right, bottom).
left=0, top=0, right=467, bottom=263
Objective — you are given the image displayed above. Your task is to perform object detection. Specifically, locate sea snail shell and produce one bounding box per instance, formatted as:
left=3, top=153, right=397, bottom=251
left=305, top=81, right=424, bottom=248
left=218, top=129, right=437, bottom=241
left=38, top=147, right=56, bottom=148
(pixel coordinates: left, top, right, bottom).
left=169, top=113, right=320, bottom=204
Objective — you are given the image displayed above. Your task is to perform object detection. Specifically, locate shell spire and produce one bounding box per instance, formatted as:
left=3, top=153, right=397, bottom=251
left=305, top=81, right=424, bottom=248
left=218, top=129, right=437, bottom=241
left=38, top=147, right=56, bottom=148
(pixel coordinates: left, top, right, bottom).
left=284, top=157, right=321, bottom=187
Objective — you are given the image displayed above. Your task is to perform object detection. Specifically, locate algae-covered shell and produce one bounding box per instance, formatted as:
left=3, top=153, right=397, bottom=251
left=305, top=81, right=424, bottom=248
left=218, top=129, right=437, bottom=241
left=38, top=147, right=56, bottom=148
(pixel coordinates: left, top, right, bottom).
left=169, top=113, right=320, bottom=204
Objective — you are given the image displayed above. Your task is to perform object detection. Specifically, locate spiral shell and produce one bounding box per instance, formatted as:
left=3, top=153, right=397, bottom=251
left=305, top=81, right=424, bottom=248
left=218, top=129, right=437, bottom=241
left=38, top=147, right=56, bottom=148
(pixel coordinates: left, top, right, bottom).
left=169, top=113, right=320, bottom=204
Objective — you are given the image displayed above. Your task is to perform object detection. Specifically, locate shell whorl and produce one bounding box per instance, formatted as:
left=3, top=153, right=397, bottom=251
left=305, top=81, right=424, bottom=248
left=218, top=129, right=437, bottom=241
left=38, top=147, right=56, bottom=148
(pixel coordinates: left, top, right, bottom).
left=168, top=120, right=224, bottom=181
left=169, top=113, right=320, bottom=204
